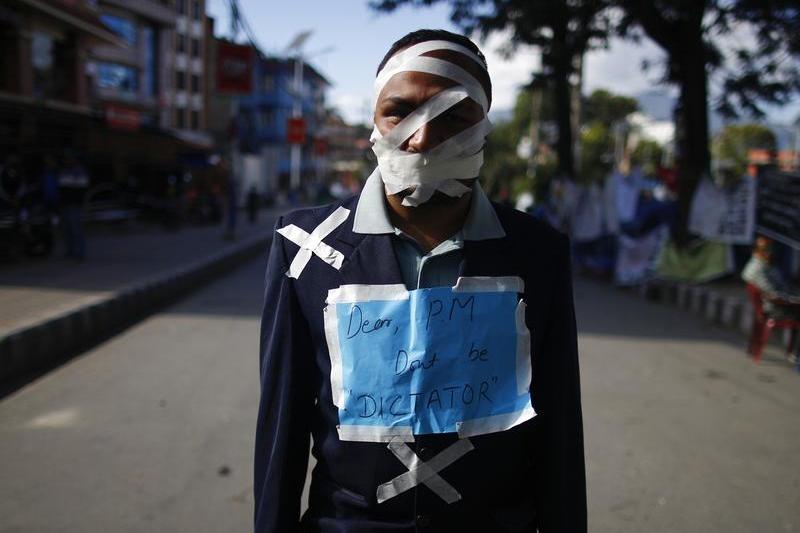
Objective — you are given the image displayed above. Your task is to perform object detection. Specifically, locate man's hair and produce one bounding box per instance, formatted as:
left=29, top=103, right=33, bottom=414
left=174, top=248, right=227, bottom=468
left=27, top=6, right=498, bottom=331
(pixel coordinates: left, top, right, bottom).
left=376, top=29, right=492, bottom=105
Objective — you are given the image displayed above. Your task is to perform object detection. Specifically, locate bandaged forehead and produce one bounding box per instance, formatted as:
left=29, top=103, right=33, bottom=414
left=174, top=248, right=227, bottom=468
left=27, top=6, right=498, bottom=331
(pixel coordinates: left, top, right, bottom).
left=371, top=39, right=492, bottom=207
left=375, top=40, right=489, bottom=113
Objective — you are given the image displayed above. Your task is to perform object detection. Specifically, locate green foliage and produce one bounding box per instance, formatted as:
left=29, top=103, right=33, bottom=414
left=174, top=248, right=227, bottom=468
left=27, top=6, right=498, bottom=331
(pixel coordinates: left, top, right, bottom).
left=631, top=139, right=664, bottom=176
left=712, top=123, right=777, bottom=177
left=582, top=89, right=638, bottom=126
left=616, top=0, right=800, bottom=120
left=480, top=119, right=527, bottom=198
left=578, top=122, right=613, bottom=184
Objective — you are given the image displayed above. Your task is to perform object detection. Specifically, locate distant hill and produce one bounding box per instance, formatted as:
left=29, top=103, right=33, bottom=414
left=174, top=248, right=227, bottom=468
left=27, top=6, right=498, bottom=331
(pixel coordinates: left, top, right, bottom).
left=634, top=89, right=675, bottom=122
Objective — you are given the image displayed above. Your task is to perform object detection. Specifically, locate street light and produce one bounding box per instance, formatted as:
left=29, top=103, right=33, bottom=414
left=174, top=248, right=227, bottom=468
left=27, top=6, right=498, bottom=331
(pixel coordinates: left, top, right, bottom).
left=285, top=32, right=335, bottom=191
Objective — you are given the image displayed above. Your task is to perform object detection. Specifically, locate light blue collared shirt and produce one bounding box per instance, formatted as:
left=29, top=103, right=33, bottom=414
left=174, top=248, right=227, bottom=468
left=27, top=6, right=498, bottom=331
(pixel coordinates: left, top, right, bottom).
left=352, top=170, right=505, bottom=289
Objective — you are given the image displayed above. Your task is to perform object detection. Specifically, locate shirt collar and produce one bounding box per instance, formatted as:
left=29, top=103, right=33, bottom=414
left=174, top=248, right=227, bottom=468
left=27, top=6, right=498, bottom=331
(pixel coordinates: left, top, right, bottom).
left=352, top=169, right=506, bottom=240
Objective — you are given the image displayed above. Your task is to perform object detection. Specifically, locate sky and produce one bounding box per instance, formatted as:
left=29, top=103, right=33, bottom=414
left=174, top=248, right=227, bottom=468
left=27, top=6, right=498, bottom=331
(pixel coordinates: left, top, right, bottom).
left=206, top=0, right=797, bottom=127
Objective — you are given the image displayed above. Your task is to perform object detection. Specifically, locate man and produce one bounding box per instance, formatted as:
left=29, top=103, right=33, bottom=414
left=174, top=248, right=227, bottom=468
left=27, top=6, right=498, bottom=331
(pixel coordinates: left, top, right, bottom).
left=255, top=29, right=586, bottom=532
left=743, top=236, right=800, bottom=321
left=58, top=151, right=89, bottom=260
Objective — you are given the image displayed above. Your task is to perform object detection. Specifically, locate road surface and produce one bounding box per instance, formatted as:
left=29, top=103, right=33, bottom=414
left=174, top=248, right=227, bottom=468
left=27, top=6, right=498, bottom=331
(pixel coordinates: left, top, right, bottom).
left=1, top=259, right=798, bottom=532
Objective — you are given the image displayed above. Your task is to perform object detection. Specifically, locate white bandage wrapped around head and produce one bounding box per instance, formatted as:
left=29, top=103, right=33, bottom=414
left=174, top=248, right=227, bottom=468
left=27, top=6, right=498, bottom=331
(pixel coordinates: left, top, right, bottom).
left=371, top=40, right=493, bottom=207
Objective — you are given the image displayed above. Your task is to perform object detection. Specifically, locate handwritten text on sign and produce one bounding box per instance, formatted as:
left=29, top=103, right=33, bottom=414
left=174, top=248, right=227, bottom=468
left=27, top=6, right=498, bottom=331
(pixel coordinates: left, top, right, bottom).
left=331, top=285, right=533, bottom=437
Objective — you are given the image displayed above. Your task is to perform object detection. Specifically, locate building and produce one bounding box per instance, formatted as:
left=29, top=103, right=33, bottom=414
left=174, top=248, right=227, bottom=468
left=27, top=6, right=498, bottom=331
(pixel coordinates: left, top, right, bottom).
left=207, top=40, right=331, bottom=200
left=0, top=0, right=123, bottom=158
left=170, top=0, right=210, bottom=144
left=88, top=0, right=175, bottom=131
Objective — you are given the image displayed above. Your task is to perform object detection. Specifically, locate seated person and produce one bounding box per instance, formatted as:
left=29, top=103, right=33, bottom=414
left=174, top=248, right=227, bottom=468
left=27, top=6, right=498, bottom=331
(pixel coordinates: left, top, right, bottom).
left=742, top=236, right=800, bottom=321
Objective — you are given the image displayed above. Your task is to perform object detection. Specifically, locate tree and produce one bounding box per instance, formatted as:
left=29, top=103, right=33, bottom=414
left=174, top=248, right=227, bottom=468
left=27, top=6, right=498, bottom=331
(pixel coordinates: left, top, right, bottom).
left=582, top=88, right=638, bottom=126
left=369, top=0, right=613, bottom=180
left=578, top=90, right=638, bottom=184
left=712, top=123, right=777, bottom=178
left=616, top=0, right=800, bottom=238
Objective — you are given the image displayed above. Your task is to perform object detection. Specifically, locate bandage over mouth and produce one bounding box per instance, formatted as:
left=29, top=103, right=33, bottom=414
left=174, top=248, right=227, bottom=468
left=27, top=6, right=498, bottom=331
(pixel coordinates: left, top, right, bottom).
left=371, top=40, right=493, bottom=207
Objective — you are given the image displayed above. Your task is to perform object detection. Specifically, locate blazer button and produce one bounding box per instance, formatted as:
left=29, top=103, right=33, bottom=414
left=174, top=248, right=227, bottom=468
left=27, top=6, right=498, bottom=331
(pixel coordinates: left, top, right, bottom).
left=416, top=514, right=431, bottom=528
left=417, top=447, right=432, bottom=461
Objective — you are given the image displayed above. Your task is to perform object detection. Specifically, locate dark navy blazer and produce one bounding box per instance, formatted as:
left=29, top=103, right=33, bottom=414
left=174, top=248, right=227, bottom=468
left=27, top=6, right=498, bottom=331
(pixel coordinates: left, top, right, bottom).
left=255, top=193, right=586, bottom=532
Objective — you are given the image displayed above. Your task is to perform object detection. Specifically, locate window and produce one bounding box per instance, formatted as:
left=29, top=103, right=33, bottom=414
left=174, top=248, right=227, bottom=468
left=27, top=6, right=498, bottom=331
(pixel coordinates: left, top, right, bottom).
left=175, top=107, right=185, bottom=129
left=97, top=62, right=138, bottom=95
left=190, top=38, right=200, bottom=58
left=261, top=75, right=274, bottom=92
left=100, top=14, right=137, bottom=45
left=177, top=0, right=186, bottom=15
left=190, top=110, right=199, bottom=130
left=192, top=0, right=201, bottom=20
left=31, top=31, right=54, bottom=98
left=190, top=74, right=200, bottom=93
left=142, top=26, right=158, bottom=97
left=175, top=70, right=185, bottom=90
left=177, top=34, right=186, bottom=53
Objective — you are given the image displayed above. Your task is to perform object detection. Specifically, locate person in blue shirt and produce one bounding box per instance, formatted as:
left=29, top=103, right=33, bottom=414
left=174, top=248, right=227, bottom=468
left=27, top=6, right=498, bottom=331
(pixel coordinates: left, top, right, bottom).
left=255, top=29, right=586, bottom=532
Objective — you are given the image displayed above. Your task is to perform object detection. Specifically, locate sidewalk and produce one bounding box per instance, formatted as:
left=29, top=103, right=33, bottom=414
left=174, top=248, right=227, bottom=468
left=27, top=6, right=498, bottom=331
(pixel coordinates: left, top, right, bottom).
left=0, top=209, right=285, bottom=387
left=635, top=276, right=800, bottom=358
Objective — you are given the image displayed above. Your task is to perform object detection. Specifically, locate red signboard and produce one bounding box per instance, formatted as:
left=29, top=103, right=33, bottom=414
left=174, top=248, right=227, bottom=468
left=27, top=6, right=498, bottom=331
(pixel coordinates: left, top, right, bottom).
left=105, top=105, right=140, bottom=132
left=217, top=41, right=253, bottom=94
left=287, top=118, right=306, bottom=144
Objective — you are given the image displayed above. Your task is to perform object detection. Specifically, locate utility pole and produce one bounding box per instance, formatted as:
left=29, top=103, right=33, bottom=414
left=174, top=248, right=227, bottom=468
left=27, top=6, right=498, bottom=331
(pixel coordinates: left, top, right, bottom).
left=290, top=55, right=304, bottom=190
left=286, top=30, right=313, bottom=191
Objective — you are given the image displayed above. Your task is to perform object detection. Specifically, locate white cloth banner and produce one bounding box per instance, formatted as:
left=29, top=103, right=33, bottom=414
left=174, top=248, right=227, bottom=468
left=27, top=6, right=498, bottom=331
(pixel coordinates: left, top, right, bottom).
left=688, top=176, right=756, bottom=245
left=571, top=184, right=604, bottom=242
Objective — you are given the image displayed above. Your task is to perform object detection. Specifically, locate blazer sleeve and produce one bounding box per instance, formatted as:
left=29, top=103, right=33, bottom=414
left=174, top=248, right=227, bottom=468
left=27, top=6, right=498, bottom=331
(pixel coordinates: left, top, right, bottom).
left=532, top=233, right=587, bottom=532
left=254, top=217, right=315, bottom=532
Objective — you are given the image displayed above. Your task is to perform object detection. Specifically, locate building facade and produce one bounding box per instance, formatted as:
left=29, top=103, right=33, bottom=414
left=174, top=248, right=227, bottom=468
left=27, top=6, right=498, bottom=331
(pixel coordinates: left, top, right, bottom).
left=88, top=0, right=175, bottom=131
left=170, top=0, right=209, bottom=144
left=234, top=54, right=330, bottom=195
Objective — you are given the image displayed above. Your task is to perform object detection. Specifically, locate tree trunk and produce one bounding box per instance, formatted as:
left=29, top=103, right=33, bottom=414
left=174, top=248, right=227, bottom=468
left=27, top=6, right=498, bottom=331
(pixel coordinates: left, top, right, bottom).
left=673, top=25, right=711, bottom=242
left=551, top=26, right=576, bottom=180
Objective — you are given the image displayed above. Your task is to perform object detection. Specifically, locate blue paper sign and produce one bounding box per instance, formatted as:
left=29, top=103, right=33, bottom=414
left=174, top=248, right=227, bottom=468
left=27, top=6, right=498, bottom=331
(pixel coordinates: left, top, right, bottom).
left=326, top=281, right=535, bottom=441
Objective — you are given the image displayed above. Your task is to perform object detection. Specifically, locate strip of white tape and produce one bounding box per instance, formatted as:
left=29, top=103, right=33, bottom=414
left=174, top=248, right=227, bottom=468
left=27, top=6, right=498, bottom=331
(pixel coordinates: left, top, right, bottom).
left=326, top=284, right=409, bottom=304
left=515, top=300, right=532, bottom=395
left=276, top=206, right=350, bottom=279
left=323, top=304, right=345, bottom=408
left=451, top=276, right=525, bottom=293
left=455, top=403, right=536, bottom=439
left=376, top=40, right=486, bottom=92
left=337, top=424, right=415, bottom=443
left=376, top=438, right=474, bottom=504
left=375, top=87, right=469, bottom=150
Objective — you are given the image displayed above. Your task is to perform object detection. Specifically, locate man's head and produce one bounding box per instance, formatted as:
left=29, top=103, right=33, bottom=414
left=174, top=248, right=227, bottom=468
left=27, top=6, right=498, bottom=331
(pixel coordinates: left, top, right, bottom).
left=370, top=29, right=493, bottom=207
left=754, top=236, right=773, bottom=261
left=376, top=29, right=492, bottom=107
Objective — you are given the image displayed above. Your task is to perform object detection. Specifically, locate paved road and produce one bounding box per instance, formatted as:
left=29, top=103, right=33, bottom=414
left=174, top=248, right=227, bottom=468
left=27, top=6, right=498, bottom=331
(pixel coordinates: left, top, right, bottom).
left=1, top=262, right=798, bottom=532
left=0, top=256, right=271, bottom=532
left=577, top=278, right=800, bottom=532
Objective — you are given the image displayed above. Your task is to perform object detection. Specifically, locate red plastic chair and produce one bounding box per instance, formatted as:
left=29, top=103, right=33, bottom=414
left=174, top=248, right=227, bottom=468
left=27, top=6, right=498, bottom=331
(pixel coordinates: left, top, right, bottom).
left=746, top=284, right=800, bottom=365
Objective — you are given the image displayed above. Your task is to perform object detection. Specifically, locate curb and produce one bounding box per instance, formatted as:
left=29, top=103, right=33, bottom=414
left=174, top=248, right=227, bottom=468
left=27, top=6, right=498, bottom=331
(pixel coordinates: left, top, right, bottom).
left=0, top=232, right=272, bottom=387
left=636, top=279, right=751, bottom=333
left=637, top=277, right=800, bottom=351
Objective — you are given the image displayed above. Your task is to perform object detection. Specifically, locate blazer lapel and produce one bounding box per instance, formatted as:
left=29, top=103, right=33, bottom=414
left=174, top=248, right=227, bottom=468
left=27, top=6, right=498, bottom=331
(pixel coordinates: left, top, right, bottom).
left=460, top=237, right=517, bottom=279
left=337, top=231, right=405, bottom=286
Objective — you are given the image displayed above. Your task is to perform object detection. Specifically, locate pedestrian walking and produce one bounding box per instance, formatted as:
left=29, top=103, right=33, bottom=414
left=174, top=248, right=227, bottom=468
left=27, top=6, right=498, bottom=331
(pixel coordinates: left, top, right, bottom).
left=247, top=185, right=259, bottom=224
left=58, top=151, right=89, bottom=260
left=255, top=29, right=586, bottom=532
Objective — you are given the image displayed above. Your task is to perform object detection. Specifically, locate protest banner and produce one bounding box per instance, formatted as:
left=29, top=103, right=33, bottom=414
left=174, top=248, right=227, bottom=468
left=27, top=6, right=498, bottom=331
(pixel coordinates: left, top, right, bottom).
left=324, top=278, right=535, bottom=442
left=756, top=168, right=800, bottom=250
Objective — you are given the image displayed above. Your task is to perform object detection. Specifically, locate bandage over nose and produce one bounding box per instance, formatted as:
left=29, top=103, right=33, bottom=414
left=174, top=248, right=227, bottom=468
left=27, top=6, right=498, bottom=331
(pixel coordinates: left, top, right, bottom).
left=371, top=40, right=493, bottom=206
